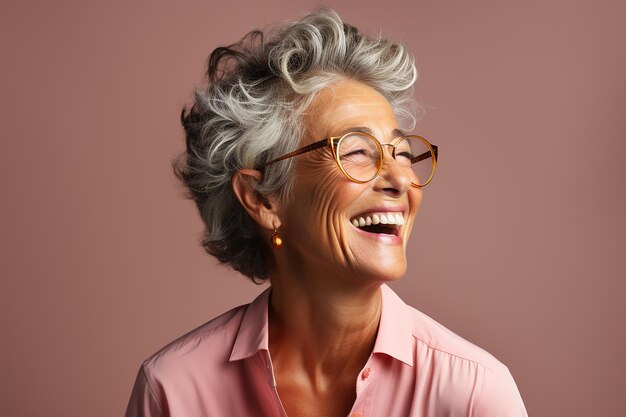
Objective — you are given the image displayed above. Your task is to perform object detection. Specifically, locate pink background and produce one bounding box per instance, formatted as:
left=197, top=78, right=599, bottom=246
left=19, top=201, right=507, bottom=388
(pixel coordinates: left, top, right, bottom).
left=2, top=0, right=625, bottom=416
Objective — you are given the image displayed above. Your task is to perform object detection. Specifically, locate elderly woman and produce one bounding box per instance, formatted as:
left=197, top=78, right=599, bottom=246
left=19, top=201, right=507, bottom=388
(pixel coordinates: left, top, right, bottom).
left=126, top=10, right=528, bottom=417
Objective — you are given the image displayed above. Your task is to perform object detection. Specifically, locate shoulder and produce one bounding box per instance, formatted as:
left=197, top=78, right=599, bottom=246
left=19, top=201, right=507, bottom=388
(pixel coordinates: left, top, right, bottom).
left=141, top=303, right=247, bottom=379
left=403, top=303, right=528, bottom=416
left=405, top=304, right=504, bottom=371
left=126, top=303, right=255, bottom=417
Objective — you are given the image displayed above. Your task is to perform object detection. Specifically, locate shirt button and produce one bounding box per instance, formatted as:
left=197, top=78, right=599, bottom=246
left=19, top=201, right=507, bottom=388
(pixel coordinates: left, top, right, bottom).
left=361, top=367, right=371, bottom=380
left=351, top=414, right=362, bottom=417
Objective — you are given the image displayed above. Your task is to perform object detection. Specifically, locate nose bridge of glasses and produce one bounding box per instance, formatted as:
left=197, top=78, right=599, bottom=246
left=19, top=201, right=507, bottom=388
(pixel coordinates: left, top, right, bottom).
left=380, top=141, right=402, bottom=161
left=380, top=143, right=396, bottom=159
left=379, top=145, right=408, bottom=175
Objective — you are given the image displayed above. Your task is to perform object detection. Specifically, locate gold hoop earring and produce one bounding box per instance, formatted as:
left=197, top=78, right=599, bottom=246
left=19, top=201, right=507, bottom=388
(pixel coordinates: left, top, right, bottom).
left=270, top=228, right=283, bottom=249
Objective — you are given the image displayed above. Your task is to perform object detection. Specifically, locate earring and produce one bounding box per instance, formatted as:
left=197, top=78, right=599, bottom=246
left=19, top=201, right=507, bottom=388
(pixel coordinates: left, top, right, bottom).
left=270, top=228, right=283, bottom=249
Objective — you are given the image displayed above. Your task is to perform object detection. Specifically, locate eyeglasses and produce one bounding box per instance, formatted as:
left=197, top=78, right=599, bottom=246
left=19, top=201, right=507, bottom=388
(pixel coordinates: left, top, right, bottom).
left=258, top=131, right=439, bottom=187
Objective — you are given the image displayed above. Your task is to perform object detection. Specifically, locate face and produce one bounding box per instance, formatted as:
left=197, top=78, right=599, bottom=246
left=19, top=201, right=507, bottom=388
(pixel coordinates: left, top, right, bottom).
left=277, top=79, right=422, bottom=286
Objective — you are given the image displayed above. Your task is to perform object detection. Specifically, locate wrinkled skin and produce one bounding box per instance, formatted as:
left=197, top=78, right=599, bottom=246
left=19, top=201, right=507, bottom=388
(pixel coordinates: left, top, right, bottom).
left=274, top=78, right=422, bottom=290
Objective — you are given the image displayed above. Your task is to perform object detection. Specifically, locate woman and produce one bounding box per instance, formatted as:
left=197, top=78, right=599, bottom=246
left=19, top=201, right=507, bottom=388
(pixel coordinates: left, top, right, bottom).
left=126, top=10, right=528, bottom=417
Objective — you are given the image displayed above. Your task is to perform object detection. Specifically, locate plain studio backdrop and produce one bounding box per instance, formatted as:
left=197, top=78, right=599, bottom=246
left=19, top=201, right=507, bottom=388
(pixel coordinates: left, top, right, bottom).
left=1, top=0, right=625, bottom=416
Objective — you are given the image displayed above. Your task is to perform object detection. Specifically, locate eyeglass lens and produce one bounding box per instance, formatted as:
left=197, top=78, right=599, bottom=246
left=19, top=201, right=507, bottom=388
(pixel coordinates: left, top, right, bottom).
left=336, top=133, right=435, bottom=186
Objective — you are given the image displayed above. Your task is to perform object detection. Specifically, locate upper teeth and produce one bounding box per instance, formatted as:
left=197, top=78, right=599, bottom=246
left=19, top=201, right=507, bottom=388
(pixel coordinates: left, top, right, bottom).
left=350, top=212, right=404, bottom=227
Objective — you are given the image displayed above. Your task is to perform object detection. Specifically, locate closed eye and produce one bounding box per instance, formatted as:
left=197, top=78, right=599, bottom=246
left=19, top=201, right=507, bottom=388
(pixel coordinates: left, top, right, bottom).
left=340, top=149, right=369, bottom=158
left=396, top=151, right=414, bottom=159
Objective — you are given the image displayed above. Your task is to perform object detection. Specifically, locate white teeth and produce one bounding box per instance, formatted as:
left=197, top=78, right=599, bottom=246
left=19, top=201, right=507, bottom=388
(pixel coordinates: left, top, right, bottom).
left=350, top=212, right=405, bottom=229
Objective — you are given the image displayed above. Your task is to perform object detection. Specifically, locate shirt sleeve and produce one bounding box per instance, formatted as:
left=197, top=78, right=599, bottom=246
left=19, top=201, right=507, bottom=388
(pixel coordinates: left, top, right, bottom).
left=125, top=365, right=166, bottom=417
left=473, top=362, right=528, bottom=417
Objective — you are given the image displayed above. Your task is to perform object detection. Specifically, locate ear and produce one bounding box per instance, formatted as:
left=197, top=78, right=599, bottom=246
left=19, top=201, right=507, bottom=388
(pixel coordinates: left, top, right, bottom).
left=231, top=169, right=281, bottom=231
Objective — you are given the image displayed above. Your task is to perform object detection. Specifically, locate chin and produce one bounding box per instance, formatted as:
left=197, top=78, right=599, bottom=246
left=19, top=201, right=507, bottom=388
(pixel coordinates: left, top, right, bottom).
left=359, top=260, right=407, bottom=284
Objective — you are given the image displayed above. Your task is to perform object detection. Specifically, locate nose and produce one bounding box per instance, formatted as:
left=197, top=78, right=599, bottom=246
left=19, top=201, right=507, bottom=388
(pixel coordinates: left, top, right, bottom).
left=372, top=147, right=413, bottom=197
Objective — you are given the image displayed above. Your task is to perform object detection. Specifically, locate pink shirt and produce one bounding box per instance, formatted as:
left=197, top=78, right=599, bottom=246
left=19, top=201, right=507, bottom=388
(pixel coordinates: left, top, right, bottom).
left=125, top=285, right=528, bottom=417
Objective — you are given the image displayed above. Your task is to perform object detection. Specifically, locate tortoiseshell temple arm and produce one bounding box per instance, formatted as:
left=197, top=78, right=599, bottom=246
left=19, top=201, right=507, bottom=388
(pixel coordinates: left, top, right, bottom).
left=257, top=139, right=329, bottom=169
left=411, top=145, right=438, bottom=164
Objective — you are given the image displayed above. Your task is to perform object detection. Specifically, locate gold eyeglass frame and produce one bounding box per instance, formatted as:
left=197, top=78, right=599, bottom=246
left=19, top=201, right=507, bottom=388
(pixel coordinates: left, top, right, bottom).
left=257, top=132, right=439, bottom=187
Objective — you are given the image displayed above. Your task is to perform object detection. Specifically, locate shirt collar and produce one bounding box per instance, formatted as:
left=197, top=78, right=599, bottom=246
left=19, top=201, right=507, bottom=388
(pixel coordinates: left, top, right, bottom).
left=372, top=284, right=414, bottom=366
left=229, top=286, right=272, bottom=362
left=229, top=284, right=414, bottom=367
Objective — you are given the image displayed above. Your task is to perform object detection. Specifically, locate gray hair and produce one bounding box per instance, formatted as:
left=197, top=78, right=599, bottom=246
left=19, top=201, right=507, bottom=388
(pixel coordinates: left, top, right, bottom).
left=174, top=9, right=420, bottom=282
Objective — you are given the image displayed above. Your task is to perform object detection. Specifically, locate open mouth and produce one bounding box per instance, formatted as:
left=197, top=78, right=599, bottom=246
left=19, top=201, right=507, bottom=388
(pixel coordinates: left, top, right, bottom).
left=350, top=212, right=404, bottom=236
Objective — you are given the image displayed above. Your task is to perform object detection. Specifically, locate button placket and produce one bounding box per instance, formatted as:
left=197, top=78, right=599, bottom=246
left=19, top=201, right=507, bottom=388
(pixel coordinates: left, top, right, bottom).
left=261, top=351, right=289, bottom=417
left=356, top=363, right=374, bottom=393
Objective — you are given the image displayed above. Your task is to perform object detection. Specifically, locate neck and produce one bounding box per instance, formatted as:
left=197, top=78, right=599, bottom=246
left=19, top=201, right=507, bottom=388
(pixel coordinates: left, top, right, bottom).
left=268, top=265, right=382, bottom=384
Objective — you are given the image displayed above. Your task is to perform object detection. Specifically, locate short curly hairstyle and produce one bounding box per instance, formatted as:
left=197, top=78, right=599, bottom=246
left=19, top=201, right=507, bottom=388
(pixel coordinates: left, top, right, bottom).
left=174, top=9, right=420, bottom=282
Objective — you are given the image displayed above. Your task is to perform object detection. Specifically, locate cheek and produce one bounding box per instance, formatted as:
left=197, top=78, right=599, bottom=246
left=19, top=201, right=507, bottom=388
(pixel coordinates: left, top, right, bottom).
left=410, top=187, right=423, bottom=210
left=286, top=157, right=361, bottom=248
left=405, top=188, right=423, bottom=233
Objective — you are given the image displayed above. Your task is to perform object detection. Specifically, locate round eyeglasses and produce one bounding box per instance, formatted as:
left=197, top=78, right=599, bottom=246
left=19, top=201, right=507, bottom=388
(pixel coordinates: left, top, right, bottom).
left=258, top=131, right=439, bottom=187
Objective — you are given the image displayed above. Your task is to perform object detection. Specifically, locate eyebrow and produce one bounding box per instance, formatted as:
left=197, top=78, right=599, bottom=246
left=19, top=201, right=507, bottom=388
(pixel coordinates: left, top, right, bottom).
left=333, top=126, right=375, bottom=137
left=392, top=128, right=408, bottom=138
left=332, top=126, right=408, bottom=140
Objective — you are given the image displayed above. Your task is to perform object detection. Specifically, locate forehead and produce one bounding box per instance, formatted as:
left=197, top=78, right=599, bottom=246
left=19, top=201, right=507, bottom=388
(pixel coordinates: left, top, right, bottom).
left=303, top=79, right=399, bottom=143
